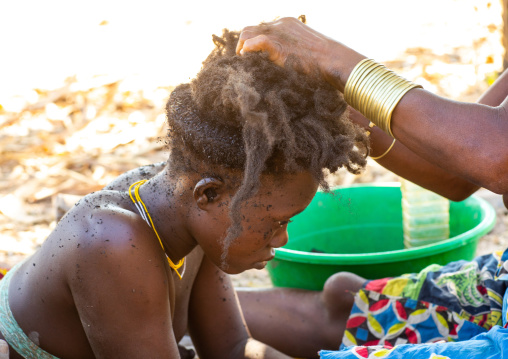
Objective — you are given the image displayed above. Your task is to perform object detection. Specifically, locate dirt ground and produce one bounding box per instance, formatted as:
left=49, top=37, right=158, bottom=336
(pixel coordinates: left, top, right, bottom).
left=1, top=1, right=508, bottom=287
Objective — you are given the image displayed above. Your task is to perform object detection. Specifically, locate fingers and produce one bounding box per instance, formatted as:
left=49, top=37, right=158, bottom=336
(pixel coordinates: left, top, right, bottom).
left=236, top=33, right=284, bottom=67
left=236, top=17, right=300, bottom=56
left=235, top=27, right=254, bottom=54
left=236, top=17, right=314, bottom=66
left=239, top=34, right=269, bottom=53
left=0, top=340, right=9, bottom=359
left=242, top=36, right=278, bottom=57
left=236, top=27, right=265, bottom=55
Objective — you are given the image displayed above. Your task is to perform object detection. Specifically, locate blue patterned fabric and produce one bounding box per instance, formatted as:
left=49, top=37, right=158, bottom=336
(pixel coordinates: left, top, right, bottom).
left=320, top=325, right=508, bottom=358
left=321, top=249, right=508, bottom=358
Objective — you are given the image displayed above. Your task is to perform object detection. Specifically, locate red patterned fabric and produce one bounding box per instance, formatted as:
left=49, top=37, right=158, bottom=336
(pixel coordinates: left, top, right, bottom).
left=0, top=268, right=8, bottom=280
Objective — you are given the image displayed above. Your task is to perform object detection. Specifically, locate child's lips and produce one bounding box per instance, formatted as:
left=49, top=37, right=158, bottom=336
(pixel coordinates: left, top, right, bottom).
left=253, top=248, right=276, bottom=269
left=264, top=248, right=276, bottom=262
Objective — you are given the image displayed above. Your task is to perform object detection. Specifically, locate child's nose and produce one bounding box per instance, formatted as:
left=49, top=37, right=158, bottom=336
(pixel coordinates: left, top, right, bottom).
left=270, top=227, right=289, bottom=248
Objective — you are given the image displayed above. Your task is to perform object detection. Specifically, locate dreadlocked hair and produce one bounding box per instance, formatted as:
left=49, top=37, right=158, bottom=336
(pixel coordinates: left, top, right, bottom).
left=166, top=29, right=369, bottom=265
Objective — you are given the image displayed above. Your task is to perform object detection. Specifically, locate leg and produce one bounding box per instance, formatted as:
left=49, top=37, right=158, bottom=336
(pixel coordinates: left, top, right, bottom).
left=237, top=272, right=366, bottom=358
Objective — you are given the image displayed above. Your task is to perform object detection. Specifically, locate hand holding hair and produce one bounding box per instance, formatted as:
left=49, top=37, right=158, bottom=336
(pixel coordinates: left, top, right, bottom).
left=236, top=17, right=366, bottom=92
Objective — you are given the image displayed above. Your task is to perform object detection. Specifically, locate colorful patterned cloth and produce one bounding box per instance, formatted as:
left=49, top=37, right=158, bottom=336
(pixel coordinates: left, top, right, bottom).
left=320, top=325, right=508, bottom=358
left=320, top=249, right=508, bottom=358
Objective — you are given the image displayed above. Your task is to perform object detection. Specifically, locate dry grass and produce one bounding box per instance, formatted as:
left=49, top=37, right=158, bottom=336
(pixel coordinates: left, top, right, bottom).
left=1, top=2, right=507, bottom=284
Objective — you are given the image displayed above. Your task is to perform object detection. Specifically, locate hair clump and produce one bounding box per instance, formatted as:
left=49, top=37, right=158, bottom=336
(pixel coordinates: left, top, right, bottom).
left=166, top=29, right=368, bottom=261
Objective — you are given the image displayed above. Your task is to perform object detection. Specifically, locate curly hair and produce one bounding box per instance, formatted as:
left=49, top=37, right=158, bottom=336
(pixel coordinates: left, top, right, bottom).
left=166, top=30, right=368, bottom=263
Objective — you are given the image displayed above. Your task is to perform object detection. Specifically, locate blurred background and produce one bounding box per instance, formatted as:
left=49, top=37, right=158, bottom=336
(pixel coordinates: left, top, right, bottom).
left=0, top=0, right=507, bottom=285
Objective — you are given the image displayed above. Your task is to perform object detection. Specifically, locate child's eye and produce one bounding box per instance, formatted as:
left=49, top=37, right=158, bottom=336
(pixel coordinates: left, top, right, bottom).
left=277, top=219, right=293, bottom=227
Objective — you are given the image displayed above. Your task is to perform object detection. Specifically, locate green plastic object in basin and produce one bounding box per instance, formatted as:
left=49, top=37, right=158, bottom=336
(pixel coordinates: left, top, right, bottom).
left=266, top=183, right=496, bottom=291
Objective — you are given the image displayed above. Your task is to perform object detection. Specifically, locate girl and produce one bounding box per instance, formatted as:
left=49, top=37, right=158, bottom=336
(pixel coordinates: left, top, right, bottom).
left=0, top=30, right=367, bottom=358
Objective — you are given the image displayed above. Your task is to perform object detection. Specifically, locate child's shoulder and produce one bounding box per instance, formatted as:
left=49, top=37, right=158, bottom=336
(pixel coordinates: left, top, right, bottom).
left=68, top=189, right=137, bottom=224
left=56, top=189, right=157, bottom=260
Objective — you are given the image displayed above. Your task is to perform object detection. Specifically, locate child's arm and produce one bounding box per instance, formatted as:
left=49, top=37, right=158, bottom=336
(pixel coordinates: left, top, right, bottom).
left=67, top=205, right=182, bottom=358
left=188, top=256, right=292, bottom=359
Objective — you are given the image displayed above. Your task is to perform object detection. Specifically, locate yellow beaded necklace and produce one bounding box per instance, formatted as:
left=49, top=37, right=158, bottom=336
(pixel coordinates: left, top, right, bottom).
left=129, top=180, right=185, bottom=280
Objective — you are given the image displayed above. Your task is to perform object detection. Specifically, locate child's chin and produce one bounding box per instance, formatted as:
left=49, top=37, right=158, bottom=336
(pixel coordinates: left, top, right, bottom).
left=252, top=261, right=268, bottom=270
left=221, top=261, right=261, bottom=274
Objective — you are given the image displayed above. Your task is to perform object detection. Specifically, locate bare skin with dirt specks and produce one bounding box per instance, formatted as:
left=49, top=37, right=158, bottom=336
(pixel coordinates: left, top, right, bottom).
left=2, top=162, right=317, bottom=358
left=1, top=27, right=369, bottom=359
left=106, top=164, right=365, bottom=359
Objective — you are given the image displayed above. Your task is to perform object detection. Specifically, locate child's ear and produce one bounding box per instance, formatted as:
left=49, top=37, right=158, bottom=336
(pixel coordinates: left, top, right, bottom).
left=193, top=177, right=224, bottom=210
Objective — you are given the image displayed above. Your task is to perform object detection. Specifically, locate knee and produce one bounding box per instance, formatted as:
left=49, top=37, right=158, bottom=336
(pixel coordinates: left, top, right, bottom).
left=322, top=272, right=366, bottom=312
left=316, top=272, right=366, bottom=349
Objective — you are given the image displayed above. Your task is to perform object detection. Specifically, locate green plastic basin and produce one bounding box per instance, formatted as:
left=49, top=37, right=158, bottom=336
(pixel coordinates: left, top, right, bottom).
left=266, top=183, right=496, bottom=291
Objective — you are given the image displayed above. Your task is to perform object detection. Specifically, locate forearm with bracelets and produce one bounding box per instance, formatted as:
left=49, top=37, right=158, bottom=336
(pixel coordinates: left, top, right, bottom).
left=347, top=62, right=508, bottom=201
left=348, top=106, right=479, bottom=201
left=341, top=58, right=508, bottom=196
left=345, top=58, right=422, bottom=160
left=344, top=61, right=480, bottom=201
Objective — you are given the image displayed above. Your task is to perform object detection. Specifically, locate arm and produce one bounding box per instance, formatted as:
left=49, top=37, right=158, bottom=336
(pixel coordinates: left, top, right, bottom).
left=237, top=18, right=508, bottom=198
left=188, top=256, right=291, bottom=359
left=349, top=107, right=479, bottom=201
left=348, top=69, right=508, bottom=201
left=366, top=69, right=508, bottom=200
left=68, top=206, right=181, bottom=358
left=390, top=86, right=508, bottom=195
left=476, top=68, right=508, bottom=106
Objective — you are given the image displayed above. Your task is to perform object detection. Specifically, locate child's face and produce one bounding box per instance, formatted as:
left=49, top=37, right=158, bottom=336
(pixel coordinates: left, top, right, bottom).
left=195, top=171, right=319, bottom=274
